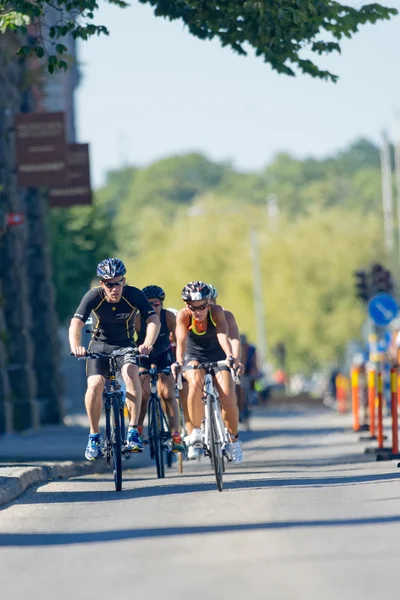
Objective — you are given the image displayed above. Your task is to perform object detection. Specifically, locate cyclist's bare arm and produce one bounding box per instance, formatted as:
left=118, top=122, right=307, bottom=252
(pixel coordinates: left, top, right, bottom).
left=142, top=314, right=161, bottom=351
left=224, top=310, right=244, bottom=374
left=69, top=317, right=86, bottom=356
left=211, top=305, right=234, bottom=364
left=224, top=310, right=241, bottom=361
left=175, top=309, right=189, bottom=366
left=165, top=309, right=177, bottom=344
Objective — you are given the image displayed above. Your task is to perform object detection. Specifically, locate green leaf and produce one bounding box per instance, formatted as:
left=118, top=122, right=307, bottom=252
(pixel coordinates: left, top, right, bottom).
left=55, top=43, right=68, bottom=54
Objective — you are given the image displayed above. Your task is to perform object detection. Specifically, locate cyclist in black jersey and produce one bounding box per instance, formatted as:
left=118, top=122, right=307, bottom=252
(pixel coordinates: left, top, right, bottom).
left=135, top=285, right=184, bottom=451
left=172, top=281, right=243, bottom=463
left=69, top=258, right=160, bottom=460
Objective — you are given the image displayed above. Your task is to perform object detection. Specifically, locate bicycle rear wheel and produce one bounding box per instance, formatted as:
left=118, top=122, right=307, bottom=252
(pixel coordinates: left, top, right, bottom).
left=111, top=395, right=122, bottom=491
left=149, top=396, right=165, bottom=478
left=208, top=396, right=223, bottom=492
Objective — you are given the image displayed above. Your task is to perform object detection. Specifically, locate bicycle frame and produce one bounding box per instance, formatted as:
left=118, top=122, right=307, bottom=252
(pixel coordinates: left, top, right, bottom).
left=203, top=373, right=229, bottom=456
left=140, top=365, right=173, bottom=478
left=178, top=360, right=239, bottom=489
left=77, top=347, right=141, bottom=491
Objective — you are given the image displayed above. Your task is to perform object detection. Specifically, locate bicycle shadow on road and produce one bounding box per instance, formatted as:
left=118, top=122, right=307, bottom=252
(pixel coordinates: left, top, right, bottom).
left=2, top=512, right=400, bottom=547
left=13, top=470, right=400, bottom=506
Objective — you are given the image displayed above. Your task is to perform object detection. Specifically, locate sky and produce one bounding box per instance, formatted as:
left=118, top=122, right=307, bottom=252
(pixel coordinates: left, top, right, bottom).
left=75, top=1, right=400, bottom=189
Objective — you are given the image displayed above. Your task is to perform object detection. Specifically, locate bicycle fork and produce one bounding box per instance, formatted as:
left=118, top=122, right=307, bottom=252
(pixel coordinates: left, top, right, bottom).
left=204, top=376, right=231, bottom=461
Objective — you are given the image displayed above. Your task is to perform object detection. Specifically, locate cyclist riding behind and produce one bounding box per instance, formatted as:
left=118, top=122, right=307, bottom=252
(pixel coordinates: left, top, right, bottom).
left=208, top=283, right=243, bottom=372
left=172, top=281, right=243, bottom=463
left=135, top=285, right=184, bottom=452
left=208, top=283, right=247, bottom=423
left=69, top=258, right=160, bottom=460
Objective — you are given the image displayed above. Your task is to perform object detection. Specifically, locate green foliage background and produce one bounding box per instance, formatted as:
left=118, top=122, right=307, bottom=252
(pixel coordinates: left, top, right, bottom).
left=2, top=0, right=397, bottom=81
left=50, top=138, right=391, bottom=373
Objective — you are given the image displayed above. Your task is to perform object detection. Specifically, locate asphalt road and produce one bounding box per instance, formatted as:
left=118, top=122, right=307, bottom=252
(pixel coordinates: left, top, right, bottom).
left=1, top=406, right=400, bottom=600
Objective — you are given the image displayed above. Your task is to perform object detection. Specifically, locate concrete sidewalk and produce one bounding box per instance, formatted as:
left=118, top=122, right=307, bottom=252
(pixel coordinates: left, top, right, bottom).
left=0, top=414, right=152, bottom=507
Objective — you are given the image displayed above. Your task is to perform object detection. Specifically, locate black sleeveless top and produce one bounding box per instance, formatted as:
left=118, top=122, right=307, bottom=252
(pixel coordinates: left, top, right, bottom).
left=185, top=309, right=225, bottom=362
left=136, top=308, right=171, bottom=357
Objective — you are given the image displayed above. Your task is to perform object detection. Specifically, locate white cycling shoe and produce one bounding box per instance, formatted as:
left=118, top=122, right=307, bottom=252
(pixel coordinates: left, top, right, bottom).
left=189, top=428, right=203, bottom=445
left=187, top=428, right=203, bottom=460
left=187, top=445, right=202, bottom=460
left=231, top=440, right=243, bottom=463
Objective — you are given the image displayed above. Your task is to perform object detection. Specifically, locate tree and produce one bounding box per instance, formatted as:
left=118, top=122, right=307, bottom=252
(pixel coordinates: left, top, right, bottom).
left=49, top=204, right=117, bottom=324
left=0, top=0, right=397, bottom=80
left=89, top=137, right=388, bottom=371
left=114, top=153, right=230, bottom=256
left=121, top=202, right=385, bottom=373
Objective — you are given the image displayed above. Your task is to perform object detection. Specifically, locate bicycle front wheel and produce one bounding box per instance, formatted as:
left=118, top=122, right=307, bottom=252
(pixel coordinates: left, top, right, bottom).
left=208, top=397, right=223, bottom=492
left=149, top=397, right=165, bottom=479
left=112, top=395, right=122, bottom=491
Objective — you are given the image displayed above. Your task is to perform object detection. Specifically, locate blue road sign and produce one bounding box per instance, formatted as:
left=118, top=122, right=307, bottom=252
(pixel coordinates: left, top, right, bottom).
left=368, top=293, right=398, bottom=326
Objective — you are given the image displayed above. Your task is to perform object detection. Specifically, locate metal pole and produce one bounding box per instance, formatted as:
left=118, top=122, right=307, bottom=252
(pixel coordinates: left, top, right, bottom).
left=266, top=193, right=279, bottom=230
left=393, top=115, right=400, bottom=277
left=249, top=227, right=267, bottom=366
left=380, top=130, right=394, bottom=255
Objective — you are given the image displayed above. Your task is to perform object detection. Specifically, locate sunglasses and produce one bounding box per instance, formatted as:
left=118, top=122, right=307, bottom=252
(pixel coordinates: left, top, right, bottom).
left=102, top=278, right=125, bottom=289
left=187, top=303, right=208, bottom=312
left=149, top=301, right=162, bottom=307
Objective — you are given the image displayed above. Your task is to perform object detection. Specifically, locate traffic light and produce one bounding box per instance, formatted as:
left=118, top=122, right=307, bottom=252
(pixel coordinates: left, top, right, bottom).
left=353, top=270, right=369, bottom=302
left=370, top=263, right=394, bottom=295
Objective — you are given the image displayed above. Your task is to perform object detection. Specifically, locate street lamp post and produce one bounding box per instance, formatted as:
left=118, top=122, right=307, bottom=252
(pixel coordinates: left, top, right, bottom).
left=250, top=227, right=267, bottom=365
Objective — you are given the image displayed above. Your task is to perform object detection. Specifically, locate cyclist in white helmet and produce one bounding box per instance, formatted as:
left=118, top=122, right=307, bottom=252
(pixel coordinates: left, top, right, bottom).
left=172, top=281, right=243, bottom=463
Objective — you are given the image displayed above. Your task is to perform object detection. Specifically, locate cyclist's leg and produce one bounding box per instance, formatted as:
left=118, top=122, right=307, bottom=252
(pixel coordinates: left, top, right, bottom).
left=138, top=360, right=151, bottom=434
left=184, top=361, right=205, bottom=457
left=85, top=346, right=108, bottom=433
left=214, top=369, right=239, bottom=438
left=84, top=359, right=106, bottom=460
left=185, top=362, right=204, bottom=429
left=158, top=373, right=185, bottom=451
left=121, top=361, right=143, bottom=452
left=85, top=375, right=105, bottom=433
left=179, top=377, right=192, bottom=436
left=155, top=350, right=178, bottom=430
left=215, top=369, right=243, bottom=463
left=121, top=362, right=141, bottom=425
left=158, top=373, right=179, bottom=431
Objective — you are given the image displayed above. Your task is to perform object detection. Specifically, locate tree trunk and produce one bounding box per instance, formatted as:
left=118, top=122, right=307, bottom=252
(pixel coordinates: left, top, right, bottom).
left=24, top=187, right=64, bottom=424
left=0, top=278, right=12, bottom=433
left=0, top=35, right=37, bottom=432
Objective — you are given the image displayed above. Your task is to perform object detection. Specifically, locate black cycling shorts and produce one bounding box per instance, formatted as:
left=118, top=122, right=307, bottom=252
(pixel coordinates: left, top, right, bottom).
left=86, top=341, right=138, bottom=379
left=139, top=350, right=174, bottom=372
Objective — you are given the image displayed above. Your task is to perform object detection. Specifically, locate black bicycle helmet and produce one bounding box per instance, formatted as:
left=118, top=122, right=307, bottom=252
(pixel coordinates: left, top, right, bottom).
left=142, top=285, right=166, bottom=301
left=181, top=281, right=211, bottom=302
left=97, top=258, right=126, bottom=280
left=208, top=284, right=218, bottom=300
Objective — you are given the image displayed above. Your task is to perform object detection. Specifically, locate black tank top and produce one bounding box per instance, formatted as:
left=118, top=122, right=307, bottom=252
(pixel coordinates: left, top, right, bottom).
left=185, top=309, right=225, bottom=362
left=136, top=309, right=171, bottom=357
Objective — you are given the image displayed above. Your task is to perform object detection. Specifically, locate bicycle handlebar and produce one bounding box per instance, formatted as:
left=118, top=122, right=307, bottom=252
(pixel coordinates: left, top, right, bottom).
left=71, top=347, right=146, bottom=360
left=139, top=366, right=172, bottom=377
left=175, top=360, right=240, bottom=389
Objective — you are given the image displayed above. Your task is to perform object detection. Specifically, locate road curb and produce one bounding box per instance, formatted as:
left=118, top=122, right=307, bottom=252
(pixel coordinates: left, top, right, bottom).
left=0, top=459, right=108, bottom=508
